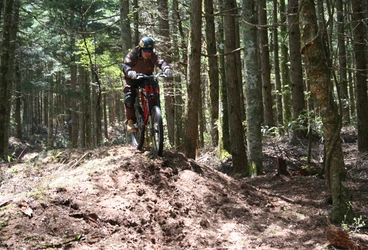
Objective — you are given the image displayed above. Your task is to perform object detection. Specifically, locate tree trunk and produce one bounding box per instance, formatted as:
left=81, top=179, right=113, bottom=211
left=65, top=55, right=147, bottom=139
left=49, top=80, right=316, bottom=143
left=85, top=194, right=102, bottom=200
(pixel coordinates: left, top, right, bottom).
left=157, top=0, right=175, bottom=147
left=288, top=0, right=306, bottom=141
left=47, top=85, right=54, bottom=149
left=15, top=62, right=22, bottom=140
left=224, top=0, right=247, bottom=177
left=259, top=0, right=274, bottom=127
left=351, top=0, right=368, bottom=152
left=242, top=0, right=262, bottom=176
left=4, top=0, right=19, bottom=154
left=183, top=0, right=201, bottom=159
left=84, top=71, right=91, bottom=147
left=273, top=0, right=283, bottom=128
left=299, top=0, right=353, bottom=223
left=218, top=4, right=231, bottom=155
left=70, top=62, right=79, bottom=148
left=80, top=66, right=88, bottom=147
left=280, top=0, right=291, bottom=126
left=103, top=92, right=108, bottom=140
left=199, top=80, right=205, bottom=148
left=120, top=0, right=132, bottom=53
left=204, top=0, right=219, bottom=147
left=0, top=0, right=15, bottom=159
left=70, top=11, right=79, bottom=148
left=171, top=0, right=185, bottom=149
left=336, top=0, right=349, bottom=124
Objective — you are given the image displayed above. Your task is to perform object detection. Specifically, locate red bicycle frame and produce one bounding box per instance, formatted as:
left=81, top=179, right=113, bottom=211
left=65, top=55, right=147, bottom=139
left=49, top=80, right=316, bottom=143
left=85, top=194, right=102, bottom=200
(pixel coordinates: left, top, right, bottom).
left=139, top=82, right=160, bottom=125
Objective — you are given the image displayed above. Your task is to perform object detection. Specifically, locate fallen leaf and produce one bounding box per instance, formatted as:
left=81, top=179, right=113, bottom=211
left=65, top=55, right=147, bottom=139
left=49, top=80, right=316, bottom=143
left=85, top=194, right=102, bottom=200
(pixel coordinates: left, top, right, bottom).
left=18, top=202, right=33, bottom=217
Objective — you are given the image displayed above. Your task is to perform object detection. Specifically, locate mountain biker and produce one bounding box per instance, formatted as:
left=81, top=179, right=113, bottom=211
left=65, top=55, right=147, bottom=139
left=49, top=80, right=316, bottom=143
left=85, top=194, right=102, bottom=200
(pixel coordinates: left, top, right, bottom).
left=122, top=36, right=173, bottom=132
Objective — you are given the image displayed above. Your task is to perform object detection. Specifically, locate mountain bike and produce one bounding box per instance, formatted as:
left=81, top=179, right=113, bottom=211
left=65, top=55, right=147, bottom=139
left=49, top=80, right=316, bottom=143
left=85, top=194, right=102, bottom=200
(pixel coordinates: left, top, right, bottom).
left=130, top=72, right=167, bottom=156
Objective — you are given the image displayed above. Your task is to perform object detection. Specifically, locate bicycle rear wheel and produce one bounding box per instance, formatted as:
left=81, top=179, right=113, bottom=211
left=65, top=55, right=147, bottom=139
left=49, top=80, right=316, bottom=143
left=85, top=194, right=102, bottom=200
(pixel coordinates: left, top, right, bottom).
left=151, top=106, right=164, bottom=156
left=131, top=105, right=145, bottom=149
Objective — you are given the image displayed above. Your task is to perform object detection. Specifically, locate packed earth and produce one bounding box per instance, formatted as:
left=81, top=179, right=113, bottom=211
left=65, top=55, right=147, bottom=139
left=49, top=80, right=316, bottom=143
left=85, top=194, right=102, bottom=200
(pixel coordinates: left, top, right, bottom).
left=0, top=126, right=367, bottom=249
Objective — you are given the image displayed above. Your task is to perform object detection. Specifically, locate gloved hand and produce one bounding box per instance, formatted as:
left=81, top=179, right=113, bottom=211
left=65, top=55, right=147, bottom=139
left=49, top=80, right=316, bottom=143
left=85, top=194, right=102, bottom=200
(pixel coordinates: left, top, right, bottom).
left=127, top=70, right=137, bottom=79
left=164, top=68, right=173, bottom=77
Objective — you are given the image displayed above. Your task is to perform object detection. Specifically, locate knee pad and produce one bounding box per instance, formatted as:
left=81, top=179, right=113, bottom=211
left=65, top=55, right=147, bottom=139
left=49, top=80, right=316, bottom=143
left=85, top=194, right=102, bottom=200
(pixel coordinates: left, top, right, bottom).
left=124, top=93, right=135, bottom=108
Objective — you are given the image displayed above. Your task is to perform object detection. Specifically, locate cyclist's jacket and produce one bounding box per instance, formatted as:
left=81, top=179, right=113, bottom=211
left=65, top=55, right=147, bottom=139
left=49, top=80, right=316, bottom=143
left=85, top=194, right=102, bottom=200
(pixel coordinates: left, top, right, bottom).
left=122, top=45, right=170, bottom=84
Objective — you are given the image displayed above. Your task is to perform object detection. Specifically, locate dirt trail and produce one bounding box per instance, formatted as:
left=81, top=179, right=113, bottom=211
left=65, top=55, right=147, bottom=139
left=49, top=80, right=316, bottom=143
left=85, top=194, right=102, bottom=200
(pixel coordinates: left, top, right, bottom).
left=0, top=135, right=367, bottom=249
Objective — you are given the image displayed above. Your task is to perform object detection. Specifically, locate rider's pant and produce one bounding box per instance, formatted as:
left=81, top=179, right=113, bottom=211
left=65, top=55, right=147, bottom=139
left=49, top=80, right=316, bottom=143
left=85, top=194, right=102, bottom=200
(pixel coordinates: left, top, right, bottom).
left=124, top=86, right=137, bottom=123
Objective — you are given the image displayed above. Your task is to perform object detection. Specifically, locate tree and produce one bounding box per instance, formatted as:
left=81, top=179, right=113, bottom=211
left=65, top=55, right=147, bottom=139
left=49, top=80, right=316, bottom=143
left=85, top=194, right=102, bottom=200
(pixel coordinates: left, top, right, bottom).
left=242, top=0, right=262, bottom=176
left=171, top=0, right=185, bottom=149
left=120, top=0, right=132, bottom=53
left=157, top=0, right=176, bottom=148
left=183, top=0, right=201, bottom=159
left=0, top=0, right=15, bottom=160
left=259, top=0, right=274, bottom=127
left=224, top=0, right=248, bottom=177
left=336, top=0, right=349, bottom=124
left=279, top=0, right=291, bottom=126
left=288, top=0, right=306, bottom=141
left=273, top=0, right=283, bottom=128
left=204, top=0, right=219, bottom=147
left=218, top=1, right=231, bottom=155
left=351, top=0, right=368, bottom=152
left=299, top=0, right=353, bottom=223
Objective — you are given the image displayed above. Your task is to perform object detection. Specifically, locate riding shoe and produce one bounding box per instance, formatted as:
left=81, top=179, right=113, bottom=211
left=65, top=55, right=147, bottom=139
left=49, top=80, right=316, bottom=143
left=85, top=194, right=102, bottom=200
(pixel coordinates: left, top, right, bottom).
left=127, top=119, right=137, bottom=132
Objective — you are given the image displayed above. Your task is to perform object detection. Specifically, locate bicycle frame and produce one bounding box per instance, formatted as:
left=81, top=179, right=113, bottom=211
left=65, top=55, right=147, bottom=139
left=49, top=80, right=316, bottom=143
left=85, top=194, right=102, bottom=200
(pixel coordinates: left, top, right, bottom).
left=131, top=72, right=166, bottom=156
left=138, top=77, right=160, bottom=127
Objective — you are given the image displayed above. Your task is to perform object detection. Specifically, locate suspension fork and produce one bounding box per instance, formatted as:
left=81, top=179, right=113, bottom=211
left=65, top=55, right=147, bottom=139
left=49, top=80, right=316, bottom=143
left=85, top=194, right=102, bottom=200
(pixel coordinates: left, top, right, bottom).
left=143, top=89, right=154, bottom=135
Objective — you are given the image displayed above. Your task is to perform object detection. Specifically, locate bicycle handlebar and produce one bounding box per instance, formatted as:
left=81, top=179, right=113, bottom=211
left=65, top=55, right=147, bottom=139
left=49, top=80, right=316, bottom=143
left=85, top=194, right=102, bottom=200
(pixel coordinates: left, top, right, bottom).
left=136, top=72, right=167, bottom=80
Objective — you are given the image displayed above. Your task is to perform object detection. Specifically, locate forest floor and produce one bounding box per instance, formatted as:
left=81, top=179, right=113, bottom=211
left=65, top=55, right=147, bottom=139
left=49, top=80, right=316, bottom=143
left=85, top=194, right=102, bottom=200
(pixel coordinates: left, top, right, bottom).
left=0, top=126, right=368, bottom=249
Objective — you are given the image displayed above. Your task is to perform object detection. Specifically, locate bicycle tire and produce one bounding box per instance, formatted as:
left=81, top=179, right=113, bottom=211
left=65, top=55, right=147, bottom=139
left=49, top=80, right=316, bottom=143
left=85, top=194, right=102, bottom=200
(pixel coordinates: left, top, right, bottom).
left=151, top=106, right=164, bottom=156
left=131, top=105, right=145, bottom=149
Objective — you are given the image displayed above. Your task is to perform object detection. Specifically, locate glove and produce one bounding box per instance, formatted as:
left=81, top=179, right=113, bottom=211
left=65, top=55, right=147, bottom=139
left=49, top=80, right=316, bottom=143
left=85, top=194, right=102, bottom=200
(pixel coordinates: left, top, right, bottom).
left=127, top=70, right=137, bottom=79
left=164, top=68, right=173, bottom=77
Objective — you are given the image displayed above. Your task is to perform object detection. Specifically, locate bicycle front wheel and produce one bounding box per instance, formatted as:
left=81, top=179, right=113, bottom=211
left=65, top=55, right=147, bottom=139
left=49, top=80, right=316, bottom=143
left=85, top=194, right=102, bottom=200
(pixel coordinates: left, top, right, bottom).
left=131, top=105, right=145, bottom=149
left=151, top=106, right=164, bottom=156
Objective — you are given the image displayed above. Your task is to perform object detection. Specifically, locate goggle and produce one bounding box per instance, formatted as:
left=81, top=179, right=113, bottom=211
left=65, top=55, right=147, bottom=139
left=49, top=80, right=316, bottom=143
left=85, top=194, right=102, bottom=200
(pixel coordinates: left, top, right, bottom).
left=142, top=48, right=153, bottom=52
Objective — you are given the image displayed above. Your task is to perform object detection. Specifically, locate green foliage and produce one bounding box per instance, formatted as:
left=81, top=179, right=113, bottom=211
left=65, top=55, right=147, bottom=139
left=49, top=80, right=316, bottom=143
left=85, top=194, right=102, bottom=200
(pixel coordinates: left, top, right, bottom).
left=217, top=149, right=231, bottom=162
left=0, top=217, right=9, bottom=227
left=342, top=214, right=366, bottom=233
left=261, top=125, right=283, bottom=138
left=75, top=36, right=121, bottom=91
left=286, top=110, right=323, bottom=135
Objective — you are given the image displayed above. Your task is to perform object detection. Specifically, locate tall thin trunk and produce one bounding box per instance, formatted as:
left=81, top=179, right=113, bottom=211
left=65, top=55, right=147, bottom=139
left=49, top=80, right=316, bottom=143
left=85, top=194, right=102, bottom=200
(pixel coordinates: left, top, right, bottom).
left=224, top=0, right=248, bottom=176
left=218, top=4, right=230, bottom=154
left=280, top=0, right=291, bottom=126
left=71, top=11, right=79, bottom=148
left=0, top=0, right=15, bottom=159
left=243, top=0, right=262, bottom=176
left=47, top=84, right=54, bottom=149
left=199, top=80, right=205, bottom=148
left=273, top=0, right=283, bottom=128
left=299, top=0, right=353, bottom=223
left=259, top=0, right=274, bottom=127
left=103, top=92, right=108, bottom=140
left=336, top=0, right=349, bottom=124
left=289, top=0, right=306, bottom=141
left=120, top=0, right=132, bottom=52
left=183, top=0, right=201, bottom=158
left=133, top=0, right=139, bottom=44
left=351, top=0, right=368, bottom=152
left=205, top=0, right=219, bottom=147
left=157, top=0, right=175, bottom=147
left=172, top=0, right=184, bottom=149
left=15, top=62, right=22, bottom=140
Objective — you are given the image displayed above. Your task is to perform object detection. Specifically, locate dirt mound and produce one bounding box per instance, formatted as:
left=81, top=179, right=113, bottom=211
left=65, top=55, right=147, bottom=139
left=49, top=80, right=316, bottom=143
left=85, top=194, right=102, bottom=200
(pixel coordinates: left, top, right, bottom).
left=0, top=140, right=367, bottom=249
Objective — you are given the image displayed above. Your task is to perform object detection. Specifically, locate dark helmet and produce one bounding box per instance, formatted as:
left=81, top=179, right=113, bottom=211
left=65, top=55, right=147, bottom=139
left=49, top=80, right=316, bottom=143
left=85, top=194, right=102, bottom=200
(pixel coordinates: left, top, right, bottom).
left=139, top=37, right=154, bottom=50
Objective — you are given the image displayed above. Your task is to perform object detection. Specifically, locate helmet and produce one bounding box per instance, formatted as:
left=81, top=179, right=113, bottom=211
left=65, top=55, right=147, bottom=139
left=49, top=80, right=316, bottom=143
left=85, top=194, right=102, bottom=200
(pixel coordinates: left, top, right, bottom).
left=139, top=37, right=154, bottom=51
